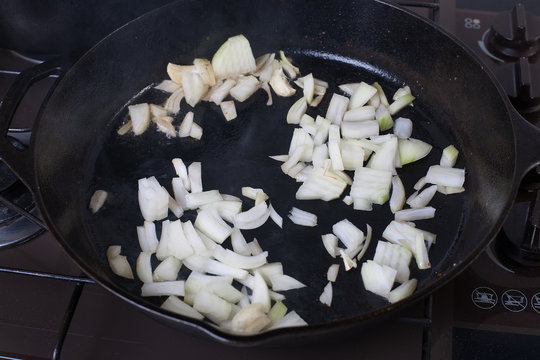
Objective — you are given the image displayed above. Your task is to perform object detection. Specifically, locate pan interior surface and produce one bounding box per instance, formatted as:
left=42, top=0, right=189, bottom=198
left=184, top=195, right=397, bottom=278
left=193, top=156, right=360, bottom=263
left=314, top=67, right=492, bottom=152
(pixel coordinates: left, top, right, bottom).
left=31, top=0, right=515, bottom=338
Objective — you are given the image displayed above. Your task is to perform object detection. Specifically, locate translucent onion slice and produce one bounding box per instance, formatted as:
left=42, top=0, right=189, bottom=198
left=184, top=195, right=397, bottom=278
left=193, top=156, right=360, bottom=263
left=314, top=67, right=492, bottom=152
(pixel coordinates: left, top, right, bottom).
left=106, top=246, right=134, bottom=279
left=339, top=249, right=357, bottom=271
left=268, top=301, right=287, bottom=324
left=390, top=175, right=406, bottom=213
left=407, top=185, right=437, bottom=208
left=220, top=100, right=237, bottom=121
left=269, top=66, right=296, bottom=97
left=161, top=296, right=204, bottom=320
left=233, top=202, right=271, bottom=230
left=154, top=79, right=182, bottom=93
left=268, top=204, right=283, bottom=228
left=325, top=93, right=349, bottom=125
left=340, top=120, right=379, bottom=139
left=332, top=219, right=364, bottom=250
left=328, top=124, right=344, bottom=171
left=388, top=278, right=418, bottom=304
left=255, top=262, right=284, bottom=284
left=194, top=207, right=232, bottom=244
left=414, top=176, right=427, bottom=191
left=296, top=165, right=347, bottom=201
left=425, top=165, right=465, bottom=188
left=373, top=82, right=390, bottom=107
left=319, top=282, right=333, bottom=307
left=230, top=228, right=252, bottom=256
left=268, top=311, right=307, bottom=329
left=301, top=73, right=315, bottom=104
left=231, top=303, right=271, bottom=335
left=129, top=103, right=150, bottom=135
left=340, top=139, right=365, bottom=171
left=261, top=82, right=273, bottom=106
left=373, top=241, right=411, bottom=283
left=349, top=82, right=377, bottom=109
left=193, top=289, right=232, bottom=323
left=288, top=128, right=314, bottom=163
left=213, top=246, right=268, bottom=269
left=209, top=78, right=237, bottom=105
left=327, top=264, right=340, bottom=282
left=338, top=82, right=361, bottom=95
left=350, top=167, right=393, bottom=205
left=136, top=252, right=153, bottom=284
left=343, top=105, right=376, bottom=122
left=166, top=63, right=195, bottom=84
left=182, top=220, right=208, bottom=255
left=164, top=88, right=184, bottom=114
left=182, top=70, right=209, bottom=107
left=138, top=176, right=169, bottom=221
left=393, top=117, right=413, bottom=139
left=211, top=34, right=256, bottom=79
left=162, top=219, right=194, bottom=260
left=367, top=135, right=398, bottom=173
left=269, top=274, right=306, bottom=291
left=141, top=281, right=185, bottom=297
left=288, top=207, right=317, bottom=227
left=189, top=122, right=203, bottom=140
left=230, top=75, right=260, bottom=102
left=185, top=190, right=223, bottom=210
left=382, top=220, right=436, bottom=253
left=361, top=260, right=397, bottom=298
left=193, top=58, right=216, bottom=86
left=398, top=138, right=433, bottom=165
left=322, top=234, right=339, bottom=258
left=251, top=271, right=271, bottom=312
left=441, top=145, right=459, bottom=167
left=248, top=239, right=263, bottom=255
left=388, top=93, right=415, bottom=115
left=395, top=207, right=436, bottom=222
left=415, top=233, right=431, bottom=270
left=178, top=111, right=194, bottom=137
left=188, top=162, right=203, bottom=193
left=89, top=190, right=107, bottom=213
left=153, top=256, right=182, bottom=282
left=286, top=97, right=308, bottom=124
left=200, top=200, right=242, bottom=224
left=375, top=104, right=393, bottom=131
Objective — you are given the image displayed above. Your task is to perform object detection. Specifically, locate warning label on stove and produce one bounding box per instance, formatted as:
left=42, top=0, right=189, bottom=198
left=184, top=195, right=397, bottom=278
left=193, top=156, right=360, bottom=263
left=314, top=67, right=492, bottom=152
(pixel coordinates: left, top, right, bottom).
left=501, top=290, right=527, bottom=313
left=471, top=287, right=498, bottom=309
left=531, top=293, right=540, bottom=314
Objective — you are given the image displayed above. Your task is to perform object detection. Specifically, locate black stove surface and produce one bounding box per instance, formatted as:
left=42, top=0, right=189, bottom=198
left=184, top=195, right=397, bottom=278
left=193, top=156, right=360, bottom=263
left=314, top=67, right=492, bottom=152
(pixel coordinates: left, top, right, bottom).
left=1, top=1, right=539, bottom=359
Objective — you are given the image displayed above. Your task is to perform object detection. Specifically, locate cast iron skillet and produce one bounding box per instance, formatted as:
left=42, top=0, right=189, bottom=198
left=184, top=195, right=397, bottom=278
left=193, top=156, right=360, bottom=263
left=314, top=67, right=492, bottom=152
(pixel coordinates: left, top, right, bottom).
left=1, top=0, right=539, bottom=345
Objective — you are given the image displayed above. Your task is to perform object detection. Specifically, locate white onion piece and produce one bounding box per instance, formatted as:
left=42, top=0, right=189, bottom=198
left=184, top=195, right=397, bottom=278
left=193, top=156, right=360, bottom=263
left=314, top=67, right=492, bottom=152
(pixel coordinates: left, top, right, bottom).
left=367, top=135, right=398, bottom=173
left=182, top=220, right=208, bottom=255
left=206, top=280, right=244, bottom=304
left=279, top=50, right=300, bottom=76
left=138, top=177, right=169, bottom=221
left=319, top=282, right=333, bottom=307
left=302, top=73, right=315, bottom=104
left=441, top=145, right=459, bottom=167
left=311, top=115, right=330, bottom=146
left=414, top=176, right=427, bottom=191
left=341, top=120, right=379, bottom=139
left=398, top=138, right=433, bottom=165
left=233, top=202, right=271, bottom=230
left=388, top=278, right=418, bottom=304
left=184, top=190, right=223, bottom=210
left=268, top=311, right=307, bottom=329
left=106, top=246, right=133, bottom=279
left=129, top=103, right=151, bottom=135
left=268, top=204, right=283, bottom=228
left=343, top=105, right=375, bottom=122
left=205, top=258, right=249, bottom=280
left=269, top=274, right=306, bottom=291
left=299, top=114, right=317, bottom=135
left=164, top=220, right=194, bottom=260
left=321, top=234, right=339, bottom=258
left=437, top=185, right=466, bottom=195
left=388, top=93, right=415, bottom=115
left=256, top=55, right=277, bottom=83
left=288, top=207, right=317, bottom=227
left=241, top=187, right=269, bottom=202
left=189, top=122, right=203, bottom=140
left=269, top=154, right=288, bottom=162
left=188, top=162, right=203, bottom=193
left=230, top=228, right=252, bottom=256
left=231, top=303, right=271, bottom=335
left=161, top=296, right=204, bottom=320
left=382, top=220, right=436, bottom=252
left=168, top=196, right=184, bottom=218
left=136, top=252, right=153, bottom=284
left=255, top=262, right=284, bottom=284
left=253, top=53, right=274, bottom=76
left=230, top=75, right=260, bottom=102
left=155, top=79, right=182, bottom=93
left=155, top=116, right=177, bottom=137
left=294, top=165, right=313, bottom=182
left=220, top=100, right=237, bottom=121
left=361, top=260, right=397, bottom=298
left=182, top=70, right=208, bottom=108
left=353, top=198, right=373, bottom=211
left=172, top=158, right=190, bottom=191
left=311, top=143, right=328, bottom=168
left=390, top=175, right=406, bottom=213
left=200, top=200, right=242, bottom=224
left=357, top=224, right=373, bottom=262
left=328, top=124, right=344, bottom=171
left=211, top=34, right=256, bottom=79
left=193, top=289, right=232, bottom=323
left=342, top=195, right=353, bottom=206
left=425, top=165, right=465, bottom=188
left=269, top=66, right=296, bottom=97
left=349, top=82, right=378, bottom=109
left=286, top=97, right=308, bottom=124
left=338, top=82, right=361, bottom=95
left=268, top=301, right=287, bottom=324
left=327, top=264, right=340, bottom=282
left=194, top=207, right=232, bottom=244
left=260, top=81, right=273, bottom=106
left=89, top=190, right=107, bottom=213
left=153, top=256, right=182, bottom=282
left=332, top=219, right=364, bottom=250
left=213, top=246, right=268, bottom=269
left=288, top=128, right=314, bottom=163
left=136, top=226, right=150, bottom=253
left=350, top=167, right=392, bottom=205
left=339, top=249, right=357, bottom=271
left=208, top=78, right=236, bottom=105
left=373, top=241, right=412, bottom=283
left=375, top=104, right=393, bottom=131
left=184, top=272, right=234, bottom=303
left=166, top=63, right=194, bottom=84
left=281, top=144, right=306, bottom=174
left=178, top=111, right=194, bottom=137
left=310, top=93, right=325, bottom=107
left=248, top=238, right=263, bottom=255
left=238, top=286, right=250, bottom=308
left=340, top=139, right=365, bottom=171
left=164, top=89, right=184, bottom=114
left=141, top=281, right=185, bottom=297
left=171, top=177, right=189, bottom=209
left=415, top=233, right=431, bottom=270
left=325, top=93, right=349, bottom=125
left=251, top=271, right=271, bottom=312
left=193, top=58, right=216, bottom=86
left=368, top=92, right=380, bottom=107
left=407, top=184, right=437, bottom=208
left=393, top=86, right=411, bottom=101
left=370, top=82, right=388, bottom=108
left=393, top=117, right=413, bottom=139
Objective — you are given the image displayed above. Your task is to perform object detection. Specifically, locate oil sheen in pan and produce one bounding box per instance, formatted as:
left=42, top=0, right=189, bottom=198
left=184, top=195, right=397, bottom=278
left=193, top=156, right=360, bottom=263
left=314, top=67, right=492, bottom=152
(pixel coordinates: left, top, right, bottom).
left=85, top=51, right=468, bottom=325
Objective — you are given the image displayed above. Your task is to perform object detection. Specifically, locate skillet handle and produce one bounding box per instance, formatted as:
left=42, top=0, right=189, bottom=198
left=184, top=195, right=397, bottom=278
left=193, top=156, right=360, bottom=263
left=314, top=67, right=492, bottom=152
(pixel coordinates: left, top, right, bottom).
left=0, top=57, right=72, bottom=192
left=511, top=107, right=540, bottom=185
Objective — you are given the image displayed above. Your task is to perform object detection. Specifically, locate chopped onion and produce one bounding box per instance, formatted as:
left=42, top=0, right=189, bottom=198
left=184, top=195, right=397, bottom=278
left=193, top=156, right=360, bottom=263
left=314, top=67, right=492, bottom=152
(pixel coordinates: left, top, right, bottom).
left=188, top=162, right=203, bottom=193
left=172, top=158, right=190, bottom=191
left=193, top=58, right=216, bottom=86
left=268, top=204, right=283, bottom=228
left=193, top=289, right=232, bottom=323
left=166, top=63, right=194, bottom=84
left=375, top=104, right=393, bottom=131
left=288, top=207, right=317, bottom=227
left=178, top=111, right=194, bottom=137
left=425, top=165, right=465, bottom=188
left=161, top=296, right=204, bottom=320
left=339, top=249, right=357, bottom=271
left=136, top=252, right=153, bottom=284
left=414, top=176, right=427, bottom=191
left=155, top=79, right=182, bottom=93
left=182, top=70, right=208, bottom=107
left=172, top=177, right=189, bottom=209
left=301, top=73, right=315, bottom=104
left=373, top=82, right=390, bottom=107
left=163, top=220, right=194, bottom=260
left=441, top=145, right=459, bottom=167
left=129, top=103, right=150, bottom=135
left=248, top=238, right=264, bottom=255
left=340, top=120, right=379, bottom=139
left=373, top=241, right=411, bottom=283
left=328, top=124, right=344, bottom=171
left=268, top=301, right=287, bottom=324
left=189, top=122, right=203, bottom=140
left=155, top=117, right=177, bottom=137
left=231, top=303, right=271, bottom=334
left=261, top=82, right=273, bottom=106
left=288, top=128, right=314, bottom=163
left=388, top=278, right=418, bottom=304
left=343, top=105, right=376, bottom=122
left=256, top=262, right=284, bottom=284
left=349, top=82, right=377, bottom=109
left=389, top=175, right=406, bottom=213
left=200, top=200, right=242, bottom=224
left=319, top=282, right=333, bottom=306
left=286, top=97, right=308, bottom=124
left=269, top=154, right=288, bottom=162
left=89, top=190, right=108, bottom=214
left=106, top=246, right=133, bottom=279
left=141, top=280, right=185, bottom=297
left=211, top=34, right=256, bottom=79
left=361, top=260, right=396, bottom=298
left=164, top=89, right=184, bottom=114
left=182, top=220, right=209, bottom=255
left=392, top=86, right=411, bottom=101
left=325, top=93, right=349, bottom=125
left=342, top=195, right=353, bottom=205
left=279, top=51, right=300, bottom=76
left=220, top=100, right=237, bottom=121
left=256, top=56, right=278, bottom=83
left=340, top=139, right=365, bottom=171
left=269, top=66, right=296, bottom=97
left=194, top=207, right=232, bottom=244
left=338, top=82, right=361, bottom=95
left=230, top=228, right=252, bottom=256
left=281, top=144, right=306, bottom=174
left=407, top=184, right=437, bottom=208
left=395, top=207, right=436, bottom=221
left=351, top=167, right=392, bottom=205
left=233, top=202, right=271, bottom=230
left=138, top=177, right=169, bottom=221
left=398, top=138, right=433, bottom=165
left=415, top=233, right=431, bottom=270
left=367, top=135, right=398, bottom=173
left=296, top=165, right=347, bottom=201
left=241, top=187, right=269, bottom=202
left=269, top=274, right=306, bottom=291
left=153, top=256, right=182, bottom=282
left=185, top=190, right=223, bottom=210
left=437, top=185, right=465, bottom=195
left=213, top=246, right=268, bottom=269
left=327, top=264, right=340, bottom=282
left=251, top=271, right=271, bottom=312
left=388, top=93, right=415, bottom=115
left=310, top=94, right=325, bottom=107
left=332, top=219, right=364, bottom=250
left=230, top=75, right=260, bottom=102
left=268, top=311, right=307, bottom=329
left=382, top=220, right=436, bottom=253
left=393, top=117, right=413, bottom=139
left=209, top=78, right=237, bottom=105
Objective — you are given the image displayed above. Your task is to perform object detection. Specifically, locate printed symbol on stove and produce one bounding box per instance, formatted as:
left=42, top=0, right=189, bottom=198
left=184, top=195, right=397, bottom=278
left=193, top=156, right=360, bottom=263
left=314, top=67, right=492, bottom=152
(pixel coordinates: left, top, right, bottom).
left=502, top=289, right=528, bottom=312
left=471, top=287, right=498, bottom=309
left=532, top=293, right=540, bottom=314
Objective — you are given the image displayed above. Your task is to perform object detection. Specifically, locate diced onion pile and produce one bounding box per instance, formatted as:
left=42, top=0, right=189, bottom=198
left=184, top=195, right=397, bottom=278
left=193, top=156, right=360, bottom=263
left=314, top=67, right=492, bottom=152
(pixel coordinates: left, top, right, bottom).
left=99, top=34, right=467, bottom=333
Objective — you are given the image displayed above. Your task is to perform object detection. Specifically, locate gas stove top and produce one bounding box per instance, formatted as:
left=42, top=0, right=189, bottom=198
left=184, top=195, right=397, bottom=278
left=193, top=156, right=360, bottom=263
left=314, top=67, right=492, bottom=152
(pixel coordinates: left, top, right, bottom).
left=0, top=1, right=539, bottom=359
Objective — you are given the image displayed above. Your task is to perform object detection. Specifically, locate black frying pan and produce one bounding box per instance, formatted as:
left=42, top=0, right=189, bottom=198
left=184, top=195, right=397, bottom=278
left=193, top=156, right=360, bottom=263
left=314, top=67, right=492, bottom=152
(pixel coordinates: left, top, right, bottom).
left=1, top=0, right=539, bottom=345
